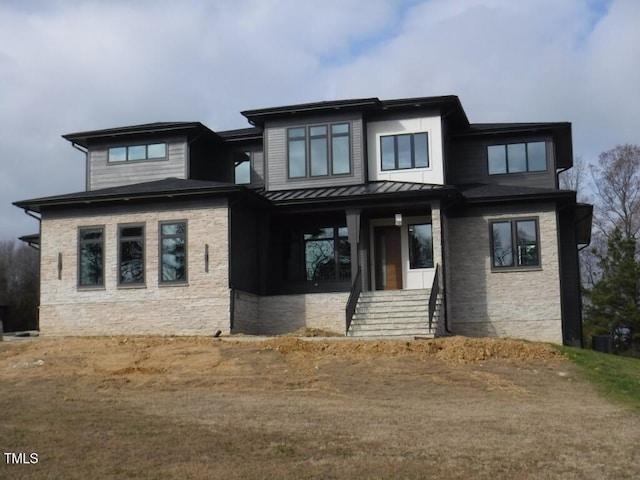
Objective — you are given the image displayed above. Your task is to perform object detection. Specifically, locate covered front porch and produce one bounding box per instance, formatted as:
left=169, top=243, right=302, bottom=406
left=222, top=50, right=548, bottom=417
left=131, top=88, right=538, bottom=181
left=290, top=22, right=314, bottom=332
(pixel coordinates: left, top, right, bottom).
left=232, top=182, right=452, bottom=336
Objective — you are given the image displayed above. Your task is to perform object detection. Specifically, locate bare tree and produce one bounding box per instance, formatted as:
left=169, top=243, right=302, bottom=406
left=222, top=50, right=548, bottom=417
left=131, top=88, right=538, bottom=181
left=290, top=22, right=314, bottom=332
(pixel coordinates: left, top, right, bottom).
left=590, top=144, right=640, bottom=239
left=0, top=240, right=39, bottom=331
left=559, top=155, right=589, bottom=202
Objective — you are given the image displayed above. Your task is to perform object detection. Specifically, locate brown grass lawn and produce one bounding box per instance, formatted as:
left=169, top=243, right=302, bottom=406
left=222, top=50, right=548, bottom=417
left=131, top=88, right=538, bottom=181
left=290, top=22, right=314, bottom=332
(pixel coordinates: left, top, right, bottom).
left=1, top=335, right=639, bottom=479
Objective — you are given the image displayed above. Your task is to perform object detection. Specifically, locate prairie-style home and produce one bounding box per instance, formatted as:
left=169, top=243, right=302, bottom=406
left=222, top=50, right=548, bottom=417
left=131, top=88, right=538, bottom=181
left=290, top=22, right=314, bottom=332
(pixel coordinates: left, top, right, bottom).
left=14, top=95, right=592, bottom=345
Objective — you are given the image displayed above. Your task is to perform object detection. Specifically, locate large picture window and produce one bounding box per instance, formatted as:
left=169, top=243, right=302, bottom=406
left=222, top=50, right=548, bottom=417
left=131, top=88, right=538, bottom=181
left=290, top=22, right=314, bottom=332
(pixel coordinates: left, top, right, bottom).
left=108, top=143, right=166, bottom=163
left=491, top=219, right=540, bottom=268
left=487, top=141, right=547, bottom=175
left=381, top=132, right=429, bottom=171
left=159, top=222, right=187, bottom=284
left=78, top=227, right=104, bottom=287
left=119, top=224, right=145, bottom=285
left=408, top=224, right=434, bottom=269
left=287, top=123, right=351, bottom=178
left=304, top=227, right=350, bottom=282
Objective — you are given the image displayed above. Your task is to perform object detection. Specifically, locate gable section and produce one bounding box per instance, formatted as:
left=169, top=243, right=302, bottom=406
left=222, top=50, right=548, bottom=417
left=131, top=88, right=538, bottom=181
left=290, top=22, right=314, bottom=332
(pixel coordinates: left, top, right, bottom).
left=367, top=115, right=444, bottom=185
left=88, top=136, right=188, bottom=190
left=264, top=112, right=364, bottom=191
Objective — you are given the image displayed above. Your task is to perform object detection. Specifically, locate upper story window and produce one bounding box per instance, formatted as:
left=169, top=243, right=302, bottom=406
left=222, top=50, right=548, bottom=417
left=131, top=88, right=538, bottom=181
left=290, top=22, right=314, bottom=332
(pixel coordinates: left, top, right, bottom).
left=287, top=123, right=351, bottom=179
left=487, top=141, right=546, bottom=175
left=381, top=132, right=429, bottom=171
left=108, top=143, right=167, bottom=163
left=491, top=218, right=540, bottom=269
left=234, top=151, right=252, bottom=185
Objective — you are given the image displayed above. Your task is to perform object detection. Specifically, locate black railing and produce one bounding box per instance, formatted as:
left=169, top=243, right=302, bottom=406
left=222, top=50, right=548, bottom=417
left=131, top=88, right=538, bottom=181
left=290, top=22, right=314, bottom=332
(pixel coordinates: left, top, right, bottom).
left=345, top=268, right=362, bottom=334
left=428, top=264, right=441, bottom=332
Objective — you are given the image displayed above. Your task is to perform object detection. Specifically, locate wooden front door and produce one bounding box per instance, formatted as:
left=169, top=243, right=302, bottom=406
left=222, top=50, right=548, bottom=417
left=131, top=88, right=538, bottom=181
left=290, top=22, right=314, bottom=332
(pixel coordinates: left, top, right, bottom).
left=374, top=226, right=402, bottom=290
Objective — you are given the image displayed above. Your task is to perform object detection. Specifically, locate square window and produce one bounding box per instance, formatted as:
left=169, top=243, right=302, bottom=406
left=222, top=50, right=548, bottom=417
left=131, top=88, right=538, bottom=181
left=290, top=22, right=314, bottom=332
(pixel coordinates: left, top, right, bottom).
left=147, top=143, right=166, bottom=159
left=128, top=145, right=146, bottom=161
left=491, top=218, right=540, bottom=269
left=108, top=147, right=127, bottom=162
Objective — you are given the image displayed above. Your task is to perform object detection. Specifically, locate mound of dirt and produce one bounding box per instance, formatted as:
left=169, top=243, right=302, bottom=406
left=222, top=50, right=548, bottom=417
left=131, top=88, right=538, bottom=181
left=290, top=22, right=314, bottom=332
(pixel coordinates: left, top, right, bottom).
left=258, top=335, right=562, bottom=364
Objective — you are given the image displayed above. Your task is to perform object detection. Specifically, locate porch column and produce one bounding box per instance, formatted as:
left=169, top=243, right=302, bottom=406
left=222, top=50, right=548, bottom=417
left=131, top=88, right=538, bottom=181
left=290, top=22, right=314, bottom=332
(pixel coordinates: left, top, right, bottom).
left=345, top=209, right=361, bottom=283
left=431, top=200, right=443, bottom=283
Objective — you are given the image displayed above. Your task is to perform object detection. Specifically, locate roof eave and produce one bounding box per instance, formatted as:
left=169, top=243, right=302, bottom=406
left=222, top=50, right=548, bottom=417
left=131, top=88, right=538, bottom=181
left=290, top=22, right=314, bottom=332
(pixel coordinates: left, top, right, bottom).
left=13, top=185, right=268, bottom=213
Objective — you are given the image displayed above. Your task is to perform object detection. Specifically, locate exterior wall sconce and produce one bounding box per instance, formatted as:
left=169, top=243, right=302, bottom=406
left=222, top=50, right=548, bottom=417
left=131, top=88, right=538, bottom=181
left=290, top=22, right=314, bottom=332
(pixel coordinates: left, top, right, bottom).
left=395, top=214, right=402, bottom=226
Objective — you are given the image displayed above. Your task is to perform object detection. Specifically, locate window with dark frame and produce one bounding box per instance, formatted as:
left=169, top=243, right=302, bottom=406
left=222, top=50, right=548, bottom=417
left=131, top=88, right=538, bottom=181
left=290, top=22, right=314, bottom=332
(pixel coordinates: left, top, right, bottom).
left=408, top=224, right=434, bottom=269
left=303, top=227, right=350, bottom=282
left=487, top=141, right=547, bottom=175
left=287, top=123, right=351, bottom=179
left=159, top=222, right=187, bottom=284
left=108, top=143, right=167, bottom=163
left=491, top=219, right=540, bottom=268
left=234, top=151, right=252, bottom=185
left=118, top=224, right=145, bottom=285
left=380, top=132, right=429, bottom=171
left=78, top=227, right=104, bottom=287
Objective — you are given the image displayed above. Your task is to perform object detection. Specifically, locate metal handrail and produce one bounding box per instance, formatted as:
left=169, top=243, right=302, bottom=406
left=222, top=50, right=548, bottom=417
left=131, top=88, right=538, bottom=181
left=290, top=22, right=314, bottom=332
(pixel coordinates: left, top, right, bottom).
left=345, top=268, right=362, bottom=334
left=428, top=264, right=441, bottom=332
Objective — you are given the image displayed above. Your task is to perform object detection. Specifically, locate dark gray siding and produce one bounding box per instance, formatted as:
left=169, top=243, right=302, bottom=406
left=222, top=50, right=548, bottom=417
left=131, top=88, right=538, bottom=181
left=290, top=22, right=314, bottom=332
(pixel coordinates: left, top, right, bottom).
left=449, top=134, right=556, bottom=189
left=230, top=202, right=259, bottom=294
left=558, top=208, right=583, bottom=346
left=265, top=113, right=364, bottom=191
left=88, top=136, right=188, bottom=190
left=251, top=151, right=265, bottom=188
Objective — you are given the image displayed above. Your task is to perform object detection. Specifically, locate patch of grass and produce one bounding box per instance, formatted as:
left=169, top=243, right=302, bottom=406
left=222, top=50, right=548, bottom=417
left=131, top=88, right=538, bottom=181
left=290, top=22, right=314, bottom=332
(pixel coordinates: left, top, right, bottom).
left=559, top=346, right=640, bottom=412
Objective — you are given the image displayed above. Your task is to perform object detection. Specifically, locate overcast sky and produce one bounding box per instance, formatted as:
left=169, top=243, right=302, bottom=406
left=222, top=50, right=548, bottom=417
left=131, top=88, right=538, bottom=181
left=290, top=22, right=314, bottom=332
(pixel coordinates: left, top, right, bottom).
left=1, top=0, right=638, bottom=241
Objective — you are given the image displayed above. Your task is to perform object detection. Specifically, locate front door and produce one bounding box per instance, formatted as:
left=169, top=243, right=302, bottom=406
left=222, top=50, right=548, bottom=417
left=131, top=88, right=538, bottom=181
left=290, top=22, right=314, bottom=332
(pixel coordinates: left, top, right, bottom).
left=374, top=226, right=402, bottom=290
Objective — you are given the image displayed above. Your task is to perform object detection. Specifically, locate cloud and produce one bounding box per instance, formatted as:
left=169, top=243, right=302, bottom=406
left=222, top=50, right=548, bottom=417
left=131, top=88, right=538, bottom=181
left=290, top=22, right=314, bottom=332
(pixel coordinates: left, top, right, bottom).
left=0, top=0, right=638, bottom=241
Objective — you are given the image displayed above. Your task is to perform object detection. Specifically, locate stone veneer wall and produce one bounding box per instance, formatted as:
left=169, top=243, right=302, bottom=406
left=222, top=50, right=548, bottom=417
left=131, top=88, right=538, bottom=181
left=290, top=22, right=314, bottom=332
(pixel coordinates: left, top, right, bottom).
left=232, top=291, right=259, bottom=335
left=446, top=203, right=563, bottom=343
left=39, top=201, right=230, bottom=336
left=258, top=292, right=349, bottom=335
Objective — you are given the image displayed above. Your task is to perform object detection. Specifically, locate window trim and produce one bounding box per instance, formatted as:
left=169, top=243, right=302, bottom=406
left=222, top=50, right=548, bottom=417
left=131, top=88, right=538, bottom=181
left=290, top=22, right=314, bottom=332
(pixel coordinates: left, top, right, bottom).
left=487, top=141, right=548, bottom=175
left=77, top=225, right=105, bottom=289
left=108, top=142, right=168, bottom=164
left=158, top=220, right=188, bottom=285
left=489, top=217, right=541, bottom=270
left=380, top=132, right=430, bottom=171
left=286, top=122, right=352, bottom=180
left=117, top=223, right=146, bottom=287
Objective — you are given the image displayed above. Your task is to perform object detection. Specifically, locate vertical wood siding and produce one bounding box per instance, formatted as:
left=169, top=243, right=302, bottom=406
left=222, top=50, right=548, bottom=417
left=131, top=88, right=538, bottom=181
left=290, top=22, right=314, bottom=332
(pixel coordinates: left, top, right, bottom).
left=265, top=114, right=364, bottom=191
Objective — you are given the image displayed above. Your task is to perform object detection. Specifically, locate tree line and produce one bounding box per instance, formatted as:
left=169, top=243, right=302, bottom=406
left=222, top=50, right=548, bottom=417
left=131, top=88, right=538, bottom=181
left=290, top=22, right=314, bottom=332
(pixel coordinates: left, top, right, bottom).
left=0, top=240, right=39, bottom=332
left=562, top=144, right=640, bottom=355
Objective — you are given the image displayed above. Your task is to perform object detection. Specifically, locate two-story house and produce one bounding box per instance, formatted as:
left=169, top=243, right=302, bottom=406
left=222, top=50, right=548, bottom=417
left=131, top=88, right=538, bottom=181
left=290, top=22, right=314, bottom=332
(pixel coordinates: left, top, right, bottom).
left=14, top=95, right=592, bottom=345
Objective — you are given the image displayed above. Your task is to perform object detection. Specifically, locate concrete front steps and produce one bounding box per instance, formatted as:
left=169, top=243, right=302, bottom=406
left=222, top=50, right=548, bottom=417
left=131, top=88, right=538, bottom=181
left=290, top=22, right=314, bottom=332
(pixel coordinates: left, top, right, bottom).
left=347, top=289, right=436, bottom=338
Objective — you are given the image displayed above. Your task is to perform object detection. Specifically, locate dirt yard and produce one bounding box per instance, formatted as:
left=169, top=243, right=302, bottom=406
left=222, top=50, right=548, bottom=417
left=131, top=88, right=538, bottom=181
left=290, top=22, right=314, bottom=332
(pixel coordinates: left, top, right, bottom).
left=1, top=334, right=639, bottom=479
